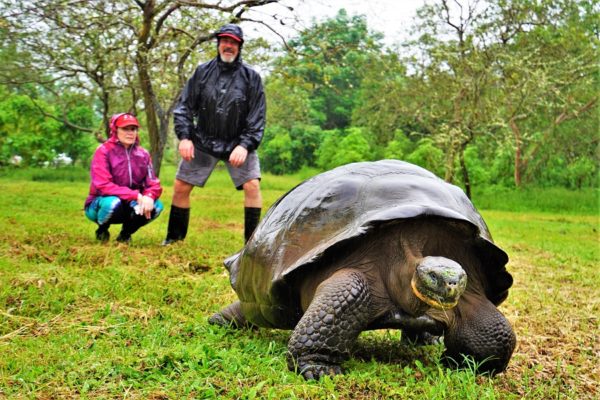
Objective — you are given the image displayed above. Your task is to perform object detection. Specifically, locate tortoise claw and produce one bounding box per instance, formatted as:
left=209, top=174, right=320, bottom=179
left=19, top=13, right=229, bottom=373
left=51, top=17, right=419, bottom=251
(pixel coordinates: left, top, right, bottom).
left=402, top=331, right=443, bottom=346
left=207, top=312, right=230, bottom=327
left=298, top=361, right=342, bottom=380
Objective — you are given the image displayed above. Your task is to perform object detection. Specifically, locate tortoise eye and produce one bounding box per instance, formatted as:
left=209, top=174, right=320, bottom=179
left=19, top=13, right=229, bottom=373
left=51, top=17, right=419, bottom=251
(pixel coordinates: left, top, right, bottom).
left=428, top=272, right=438, bottom=285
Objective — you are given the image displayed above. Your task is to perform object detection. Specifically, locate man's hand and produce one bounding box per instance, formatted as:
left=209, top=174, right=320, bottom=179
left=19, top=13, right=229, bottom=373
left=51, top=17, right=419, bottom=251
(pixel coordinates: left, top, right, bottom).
left=179, top=139, right=195, bottom=161
left=229, top=145, right=248, bottom=168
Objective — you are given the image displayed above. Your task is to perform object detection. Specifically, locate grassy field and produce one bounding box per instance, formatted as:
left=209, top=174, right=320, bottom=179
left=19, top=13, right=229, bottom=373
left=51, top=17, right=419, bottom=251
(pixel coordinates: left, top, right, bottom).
left=0, top=165, right=598, bottom=399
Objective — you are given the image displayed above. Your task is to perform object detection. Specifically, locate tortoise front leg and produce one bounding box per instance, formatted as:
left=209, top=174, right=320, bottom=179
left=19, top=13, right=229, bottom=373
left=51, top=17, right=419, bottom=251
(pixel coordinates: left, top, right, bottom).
left=287, top=269, right=371, bottom=380
left=443, top=297, right=516, bottom=374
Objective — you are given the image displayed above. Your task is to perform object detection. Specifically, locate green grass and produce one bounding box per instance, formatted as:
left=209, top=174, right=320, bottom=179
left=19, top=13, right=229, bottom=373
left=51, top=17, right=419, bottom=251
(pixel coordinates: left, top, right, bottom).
left=0, top=166, right=598, bottom=399
left=472, top=186, right=599, bottom=215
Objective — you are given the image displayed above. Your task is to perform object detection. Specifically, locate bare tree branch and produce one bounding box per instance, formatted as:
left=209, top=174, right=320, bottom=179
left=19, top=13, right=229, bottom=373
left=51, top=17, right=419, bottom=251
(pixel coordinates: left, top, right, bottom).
left=239, top=16, right=292, bottom=51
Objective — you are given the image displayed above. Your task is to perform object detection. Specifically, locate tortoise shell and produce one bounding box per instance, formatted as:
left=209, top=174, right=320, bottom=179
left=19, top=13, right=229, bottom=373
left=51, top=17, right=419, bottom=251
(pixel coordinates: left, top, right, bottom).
left=226, top=160, right=511, bottom=328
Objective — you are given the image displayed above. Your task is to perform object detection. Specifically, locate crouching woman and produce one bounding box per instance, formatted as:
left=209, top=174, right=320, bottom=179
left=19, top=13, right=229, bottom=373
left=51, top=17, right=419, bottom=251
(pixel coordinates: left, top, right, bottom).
left=84, top=113, right=163, bottom=243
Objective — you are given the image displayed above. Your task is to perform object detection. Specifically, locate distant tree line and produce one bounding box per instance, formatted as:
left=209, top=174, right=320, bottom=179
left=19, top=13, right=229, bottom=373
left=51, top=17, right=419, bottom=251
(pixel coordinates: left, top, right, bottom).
left=0, top=0, right=597, bottom=191
left=261, top=2, right=598, bottom=193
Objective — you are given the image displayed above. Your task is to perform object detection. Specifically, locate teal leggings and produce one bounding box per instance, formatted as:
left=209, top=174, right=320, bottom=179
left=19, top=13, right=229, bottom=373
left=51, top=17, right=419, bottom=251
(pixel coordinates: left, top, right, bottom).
left=85, top=196, right=164, bottom=226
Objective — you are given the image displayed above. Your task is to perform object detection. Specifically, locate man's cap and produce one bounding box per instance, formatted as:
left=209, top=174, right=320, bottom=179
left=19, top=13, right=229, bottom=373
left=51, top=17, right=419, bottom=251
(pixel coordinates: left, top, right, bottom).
left=114, top=113, right=139, bottom=128
left=216, top=23, right=244, bottom=44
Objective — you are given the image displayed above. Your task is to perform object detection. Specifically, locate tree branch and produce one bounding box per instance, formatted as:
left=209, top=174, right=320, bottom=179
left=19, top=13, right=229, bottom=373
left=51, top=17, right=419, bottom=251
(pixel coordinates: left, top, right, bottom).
left=554, top=97, right=598, bottom=125
left=238, top=17, right=292, bottom=51
left=27, top=95, right=105, bottom=142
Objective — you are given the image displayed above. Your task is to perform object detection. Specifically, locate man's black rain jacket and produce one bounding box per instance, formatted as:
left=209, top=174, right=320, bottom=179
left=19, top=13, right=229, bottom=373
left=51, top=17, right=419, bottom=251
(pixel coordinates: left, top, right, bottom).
left=173, top=56, right=266, bottom=160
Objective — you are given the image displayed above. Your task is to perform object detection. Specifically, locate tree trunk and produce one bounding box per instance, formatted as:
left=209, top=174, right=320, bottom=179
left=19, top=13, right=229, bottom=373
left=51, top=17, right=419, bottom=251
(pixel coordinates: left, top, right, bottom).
left=136, top=54, right=165, bottom=175
left=459, top=144, right=471, bottom=199
left=135, top=0, right=165, bottom=176
left=509, top=116, right=522, bottom=187
left=155, top=113, right=171, bottom=176
left=444, top=151, right=455, bottom=183
left=100, top=90, right=111, bottom=141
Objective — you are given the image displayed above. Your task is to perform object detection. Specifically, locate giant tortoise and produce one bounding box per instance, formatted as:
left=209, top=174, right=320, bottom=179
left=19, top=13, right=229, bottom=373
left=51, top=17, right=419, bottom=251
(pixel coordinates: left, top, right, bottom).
left=209, top=160, right=516, bottom=379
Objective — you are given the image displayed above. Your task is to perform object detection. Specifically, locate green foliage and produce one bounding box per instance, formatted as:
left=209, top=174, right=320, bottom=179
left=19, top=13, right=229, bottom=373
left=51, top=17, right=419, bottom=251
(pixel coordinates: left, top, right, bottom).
left=384, top=0, right=598, bottom=187
left=289, top=124, right=323, bottom=169
left=61, top=104, right=97, bottom=165
left=330, top=127, right=373, bottom=167
left=260, top=124, right=324, bottom=175
left=271, top=9, right=384, bottom=130
left=0, top=87, right=96, bottom=167
left=264, top=78, right=312, bottom=130
left=405, top=138, right=445, bottom=178
left=259, top=3, right=597, bottom=188
left=565, top=158, right=597, bottom=189
left=488, top=144, right=516, bottom=187
left=2, top=2, right=597, bottom=189
left=314, top=130, right=343, bottom=170
left=260, top=126, right=295, bottom=175
left=352, top=53, right=411, bottom=145
left=384, top=129, right=415, bottom=160
left=316, top=127, right=374, bottom=170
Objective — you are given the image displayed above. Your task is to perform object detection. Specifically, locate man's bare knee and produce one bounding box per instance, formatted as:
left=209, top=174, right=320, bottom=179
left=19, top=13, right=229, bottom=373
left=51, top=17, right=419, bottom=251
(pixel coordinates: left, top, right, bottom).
left=243, top=179, right=262, bottom=208
left=173, top=179, right=194, bottom=208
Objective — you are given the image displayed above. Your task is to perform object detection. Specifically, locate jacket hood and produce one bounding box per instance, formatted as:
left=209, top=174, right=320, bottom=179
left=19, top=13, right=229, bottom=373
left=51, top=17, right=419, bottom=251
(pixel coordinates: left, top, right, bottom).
left=216, top=24, right=244, bottom=44
left=216, top=23, right=244, bottom=64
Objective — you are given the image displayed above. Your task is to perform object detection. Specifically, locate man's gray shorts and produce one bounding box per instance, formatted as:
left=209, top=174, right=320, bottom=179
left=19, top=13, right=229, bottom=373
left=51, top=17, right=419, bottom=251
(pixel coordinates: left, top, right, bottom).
left=176, top=148, right=261, bottom=190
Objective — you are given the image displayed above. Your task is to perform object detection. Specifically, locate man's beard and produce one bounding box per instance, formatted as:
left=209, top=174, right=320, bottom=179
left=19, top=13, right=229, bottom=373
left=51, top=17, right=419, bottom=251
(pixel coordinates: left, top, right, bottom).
left=220, top=53, right=236, bottom=63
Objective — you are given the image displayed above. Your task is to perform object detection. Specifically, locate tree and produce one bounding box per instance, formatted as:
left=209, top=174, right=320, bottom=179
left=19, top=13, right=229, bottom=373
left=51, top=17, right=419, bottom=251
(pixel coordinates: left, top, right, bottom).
left=352, top=52, right=412, bottom=146
left=0, top=2, right=129, bottom=141
left=406, top=138, right=445, bottom=178
left=393, top=0, right=598, bottom=191
left=264, top=75, right=313, bottom=130
left=259, top=124, right=323, bottom=175
left=289, top=124, right=323, bottom=169
left=259, top=126, right=294, bottom=175
left=384, top=129, right=415, bottom=160
left=271, top=9, right=385, bottom=130
left=0, top=87, right=95, bottom=167
left=487, top=0, right=599, bottom=186
left=316, top=127, right=373, bottom=170
left=397, top=0, right=503, bottom=196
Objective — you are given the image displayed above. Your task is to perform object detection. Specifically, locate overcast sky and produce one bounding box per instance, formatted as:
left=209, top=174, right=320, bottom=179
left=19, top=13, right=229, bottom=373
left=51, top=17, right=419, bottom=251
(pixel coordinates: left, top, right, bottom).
left=245, top=0, right=429, bottom=47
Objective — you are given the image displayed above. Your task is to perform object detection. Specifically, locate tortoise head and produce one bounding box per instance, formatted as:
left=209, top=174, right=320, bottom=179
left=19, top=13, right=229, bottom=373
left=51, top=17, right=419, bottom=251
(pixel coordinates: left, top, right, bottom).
left=411, top=256, right=467, bottom=310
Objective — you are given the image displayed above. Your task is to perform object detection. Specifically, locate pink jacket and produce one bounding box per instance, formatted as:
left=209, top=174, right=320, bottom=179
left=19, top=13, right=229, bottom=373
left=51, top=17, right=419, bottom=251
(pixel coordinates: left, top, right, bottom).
left=84, top=128, right=162, bottom=208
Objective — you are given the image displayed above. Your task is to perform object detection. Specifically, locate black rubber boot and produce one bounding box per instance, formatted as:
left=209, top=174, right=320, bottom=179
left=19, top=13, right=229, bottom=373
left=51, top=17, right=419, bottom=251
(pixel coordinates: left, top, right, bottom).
left=116, top=230, right=132, bottom=244
left=117, top=214, right=150, bottom=244
left=95, top=224, right=110, bottom=242
left=162, top=205, right=190, bottom=245
left=244, top=207, right=261, bottom=243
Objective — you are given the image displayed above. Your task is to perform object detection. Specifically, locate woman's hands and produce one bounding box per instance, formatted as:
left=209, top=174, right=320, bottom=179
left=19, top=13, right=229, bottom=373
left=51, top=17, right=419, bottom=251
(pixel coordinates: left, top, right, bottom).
left=137, top=193, right=155, bottom=219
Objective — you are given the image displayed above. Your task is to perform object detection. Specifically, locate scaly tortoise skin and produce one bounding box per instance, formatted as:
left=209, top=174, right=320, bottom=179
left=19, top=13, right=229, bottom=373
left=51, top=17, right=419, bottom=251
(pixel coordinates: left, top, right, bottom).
left=210, top=160, right=516, bottom=379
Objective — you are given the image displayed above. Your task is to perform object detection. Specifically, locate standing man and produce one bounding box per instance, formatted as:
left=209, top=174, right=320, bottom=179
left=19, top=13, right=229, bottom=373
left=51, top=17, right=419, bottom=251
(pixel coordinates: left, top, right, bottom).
left=163, top=23, right=265, bottom=245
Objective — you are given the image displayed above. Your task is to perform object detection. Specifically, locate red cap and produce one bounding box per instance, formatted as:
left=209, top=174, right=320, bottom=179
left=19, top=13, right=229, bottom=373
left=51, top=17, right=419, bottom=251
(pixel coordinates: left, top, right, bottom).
left=217, top=33, right=242, bottom=43
left=115, top=114, right=139, bottom=128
